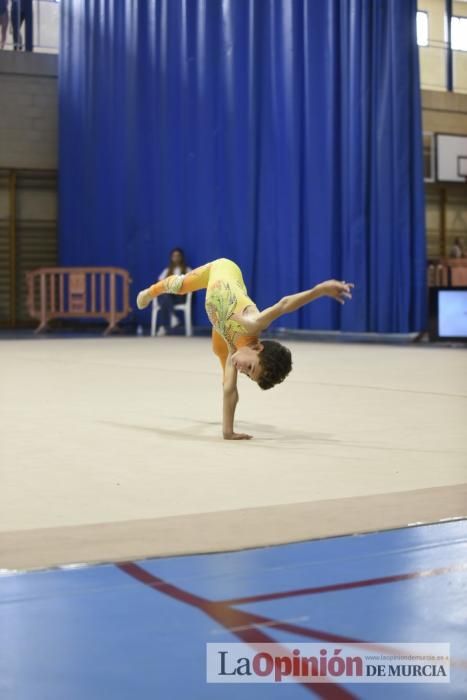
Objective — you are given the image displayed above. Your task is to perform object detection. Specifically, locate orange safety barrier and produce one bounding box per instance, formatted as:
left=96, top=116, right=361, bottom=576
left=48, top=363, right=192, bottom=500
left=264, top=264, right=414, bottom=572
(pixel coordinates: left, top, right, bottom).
left=427, top=263, right=448, bottom=287
left=26, top=267, right=132, bottom=334
left=446, top=259, right=467, bottom=286
left=427, top=258, right=467, bottom=287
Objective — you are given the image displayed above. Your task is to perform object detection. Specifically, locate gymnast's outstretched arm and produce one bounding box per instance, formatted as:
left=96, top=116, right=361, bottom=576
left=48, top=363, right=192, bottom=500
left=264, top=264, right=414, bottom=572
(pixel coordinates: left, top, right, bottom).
left=234, top=279, right=354, bottom=335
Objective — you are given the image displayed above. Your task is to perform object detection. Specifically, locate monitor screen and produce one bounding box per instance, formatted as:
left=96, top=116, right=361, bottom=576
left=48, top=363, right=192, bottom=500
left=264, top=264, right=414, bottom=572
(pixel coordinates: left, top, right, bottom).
left=438, top=289, right=467, bottom=338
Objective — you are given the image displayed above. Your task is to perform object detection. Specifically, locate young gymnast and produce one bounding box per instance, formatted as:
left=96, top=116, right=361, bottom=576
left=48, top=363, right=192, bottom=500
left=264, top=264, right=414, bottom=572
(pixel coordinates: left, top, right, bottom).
left=137, top=258, right=353, bottom=440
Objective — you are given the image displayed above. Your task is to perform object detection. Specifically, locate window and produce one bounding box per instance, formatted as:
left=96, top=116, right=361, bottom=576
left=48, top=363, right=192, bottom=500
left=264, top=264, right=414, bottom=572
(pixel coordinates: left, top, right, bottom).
left=417, top=11, right=429, bottom=47
left=451, top=16, right=467, bottom=52
left=423, top=133, right=435, bottom=182
left=33, top=0, right=59, bottom=53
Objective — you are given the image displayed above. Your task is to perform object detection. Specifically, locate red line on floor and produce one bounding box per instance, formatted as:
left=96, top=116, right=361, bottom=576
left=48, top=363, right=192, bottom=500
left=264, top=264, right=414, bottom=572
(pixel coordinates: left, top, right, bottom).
left=118, top=562, right=357, bottom=700
left=219, top=562, right=467, bottom=606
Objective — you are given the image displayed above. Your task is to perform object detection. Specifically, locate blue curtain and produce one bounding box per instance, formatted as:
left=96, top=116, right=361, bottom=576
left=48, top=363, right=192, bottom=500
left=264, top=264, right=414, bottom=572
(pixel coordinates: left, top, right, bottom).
left=59, top=0, right=426, bottom=332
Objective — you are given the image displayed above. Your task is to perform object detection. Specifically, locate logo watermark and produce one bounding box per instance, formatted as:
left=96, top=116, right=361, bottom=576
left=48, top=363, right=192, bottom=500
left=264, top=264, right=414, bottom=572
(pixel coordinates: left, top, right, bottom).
left=206, top=643, right=450, bottom=683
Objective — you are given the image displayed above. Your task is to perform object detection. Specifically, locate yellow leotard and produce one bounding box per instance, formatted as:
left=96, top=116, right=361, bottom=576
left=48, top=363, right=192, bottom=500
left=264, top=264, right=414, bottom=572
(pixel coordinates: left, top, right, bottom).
left=148, top=258, right=258, bottom=373
left=205, top=259, right=256, bottom=351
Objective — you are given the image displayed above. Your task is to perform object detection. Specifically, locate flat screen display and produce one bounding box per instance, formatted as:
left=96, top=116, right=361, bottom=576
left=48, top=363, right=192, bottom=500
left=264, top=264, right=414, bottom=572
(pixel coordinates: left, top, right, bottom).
left=438, top=289, right=467, bottom=338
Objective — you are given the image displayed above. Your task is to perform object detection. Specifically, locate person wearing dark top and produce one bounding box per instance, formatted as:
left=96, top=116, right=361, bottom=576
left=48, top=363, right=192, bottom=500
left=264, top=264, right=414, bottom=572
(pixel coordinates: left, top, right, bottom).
left=0, top=0, right=8, bottom=50
left=156, top=248, right=192, bottom=336
left=11, top=0, right=32, bottom=51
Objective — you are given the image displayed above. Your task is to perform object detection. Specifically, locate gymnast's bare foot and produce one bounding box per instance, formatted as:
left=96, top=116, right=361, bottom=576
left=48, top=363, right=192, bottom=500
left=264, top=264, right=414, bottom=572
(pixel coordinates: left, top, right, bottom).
left=136, top=288, right=152, bottom=310
left=223, top=432, right=253, bottom=440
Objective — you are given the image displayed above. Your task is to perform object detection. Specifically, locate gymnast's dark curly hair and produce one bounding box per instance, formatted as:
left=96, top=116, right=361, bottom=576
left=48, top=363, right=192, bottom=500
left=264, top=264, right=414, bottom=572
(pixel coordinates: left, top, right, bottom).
left=257, top=340, right=292, bottom=390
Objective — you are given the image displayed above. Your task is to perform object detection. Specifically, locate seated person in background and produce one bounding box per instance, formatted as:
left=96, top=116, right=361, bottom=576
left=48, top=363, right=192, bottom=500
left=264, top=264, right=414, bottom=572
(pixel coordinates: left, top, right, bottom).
left=156, top=248, right=191, bottom=336
left=449, top=237, right=465, bottom=259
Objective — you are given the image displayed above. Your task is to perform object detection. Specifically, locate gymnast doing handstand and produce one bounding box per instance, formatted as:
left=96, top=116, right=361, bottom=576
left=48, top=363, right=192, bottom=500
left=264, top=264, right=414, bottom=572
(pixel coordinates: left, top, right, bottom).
left=137, top=258, right=354, bottom=440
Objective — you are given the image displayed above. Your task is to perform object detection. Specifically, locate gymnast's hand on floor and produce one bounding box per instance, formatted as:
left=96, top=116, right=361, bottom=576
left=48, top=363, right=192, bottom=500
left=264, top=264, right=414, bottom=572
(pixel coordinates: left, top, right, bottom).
left=317, top=280, right=354, bottom=304
left=223, top=432, right=253, bottom=440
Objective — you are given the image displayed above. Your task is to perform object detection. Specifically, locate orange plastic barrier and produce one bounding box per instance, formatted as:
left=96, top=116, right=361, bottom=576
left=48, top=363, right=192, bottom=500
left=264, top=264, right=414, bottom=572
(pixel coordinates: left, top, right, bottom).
left=447, top=259, right=467, bottom=286
left=26, top=267, right=132, bottom=334
left=427, top=258, right=467, bottom=288
left=427, top=263, right=448, bottom=287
